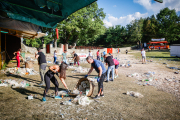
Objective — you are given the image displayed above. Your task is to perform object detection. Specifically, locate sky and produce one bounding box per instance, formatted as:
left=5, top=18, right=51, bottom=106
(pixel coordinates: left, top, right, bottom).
left=97, top=0, right=180, bottom=28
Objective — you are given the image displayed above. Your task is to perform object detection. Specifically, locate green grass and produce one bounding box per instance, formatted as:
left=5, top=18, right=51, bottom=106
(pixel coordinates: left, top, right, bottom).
left=130, top=49, right=180, bottom=66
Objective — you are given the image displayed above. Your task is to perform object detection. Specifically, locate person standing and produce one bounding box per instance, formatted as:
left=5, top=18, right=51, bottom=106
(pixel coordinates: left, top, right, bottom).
left=54, top=50, right=57, bottom=64
left=126, top=50, right=128, bottom=55
left=104, top=54, right=115, bottom=82
left=141, top=48, right=146, bottom=64
left=85, top=56, right=106, bottom=99
left=97, top=50, right=100, bottom=60
left=101, top=52, right=104, bottom=62
left=73, top=51, right=80, bottom=66
left=89, top=50, right=93, bottom=58
left=42, top=62, right=69, bottom=102
left=13, top=48, right=21, bottom=68
left=113, top=58, right=119, bottom=78
left=35, top=48, right=47, bottom=85
left=103, top=51, right=106, bottom=56
left=62, top=50, right=67, bottom=63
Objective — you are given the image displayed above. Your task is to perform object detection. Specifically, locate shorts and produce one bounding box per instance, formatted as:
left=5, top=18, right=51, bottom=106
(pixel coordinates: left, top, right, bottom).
left=115, top=64, right=119, bottom=69
left=142, top=56, right=146, bottom=59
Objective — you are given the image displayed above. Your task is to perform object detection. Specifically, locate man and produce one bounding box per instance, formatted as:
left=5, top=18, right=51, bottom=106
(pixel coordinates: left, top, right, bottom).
left=35, top=48, right=47, bottom=85
left=62, top=50, right=67, bottom=63
left=103, top=51, right=106, bottom=56
left=141, top=48, right=146, bottom=64
left=104, top=54, right=115, bottom=82
left=85, top=56, right=106, bottom=99
left=97, top=50, right=100, bottom=60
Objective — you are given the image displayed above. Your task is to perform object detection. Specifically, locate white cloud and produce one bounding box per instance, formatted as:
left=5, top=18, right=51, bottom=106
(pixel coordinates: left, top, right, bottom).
left=113, top=5, right=117, bottom=7
left=134, top=0, right=180, bottom=14
left=103, top=12, right=148, bottom=28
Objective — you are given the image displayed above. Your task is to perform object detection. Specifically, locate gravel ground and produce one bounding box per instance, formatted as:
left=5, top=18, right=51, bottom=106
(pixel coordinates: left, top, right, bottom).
left=0, top=52, right=179, bottom=120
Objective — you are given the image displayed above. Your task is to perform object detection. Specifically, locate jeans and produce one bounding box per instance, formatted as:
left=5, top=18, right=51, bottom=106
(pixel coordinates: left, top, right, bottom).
left=97, top=56, right=100, bottom=60
left=39, top=63, right=47, bottom=82
left=63, top=59, right=67, bottom=63
left=98, top=72, right=106, bottom=93
left=54, top=57, right=57, bottom=63
left=107, top=65, right=115, bottom=81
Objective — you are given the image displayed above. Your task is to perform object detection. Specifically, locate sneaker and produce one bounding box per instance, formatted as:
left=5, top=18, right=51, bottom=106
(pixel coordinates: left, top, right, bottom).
left=100, top=94, right=104, bottom=97
left=110, top=79, right=114, bottom=81
left=54, top=96, right=62, bottom=99
left=39, top=81, right=45, bottom=86
left=42, top=97, right=46, bottom=102
left=93, top=95, right=100, bottom=99
left=104, top=80, right=109, bottom=82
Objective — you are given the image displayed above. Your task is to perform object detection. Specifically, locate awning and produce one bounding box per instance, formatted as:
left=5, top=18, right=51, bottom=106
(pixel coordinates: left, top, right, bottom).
left=0, top=16, right=46, bottom=38
left=0, top=0, right=97, bottom=28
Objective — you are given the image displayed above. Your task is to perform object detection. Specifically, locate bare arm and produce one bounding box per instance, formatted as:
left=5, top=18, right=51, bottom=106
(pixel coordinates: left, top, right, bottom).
left=49, top=65, right=59, bottom=73
left=87, top=66, right=94, bottom=76
left=13, top=52, right=17, bottom=55
left=97, top=66, right=102, bottom=77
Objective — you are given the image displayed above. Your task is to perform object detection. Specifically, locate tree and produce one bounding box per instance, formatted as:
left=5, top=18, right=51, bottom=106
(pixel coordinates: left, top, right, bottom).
left=156, top=7, right=180, bottom=42
left=126, top=18, right=144, bottom=47
left=57, top=2, right=106, bottom=46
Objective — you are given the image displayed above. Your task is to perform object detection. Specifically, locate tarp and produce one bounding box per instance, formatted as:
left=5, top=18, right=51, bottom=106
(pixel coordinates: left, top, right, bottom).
left=0, top=0, right=97, bottom=28
left=0, top=16, right=40, bottom=33
left=151, top=38, right=165, bottom=41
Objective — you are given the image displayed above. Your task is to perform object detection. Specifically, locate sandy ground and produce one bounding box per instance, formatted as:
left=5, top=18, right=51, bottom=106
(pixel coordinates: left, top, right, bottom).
left=0, top=51, right=180, bottom=120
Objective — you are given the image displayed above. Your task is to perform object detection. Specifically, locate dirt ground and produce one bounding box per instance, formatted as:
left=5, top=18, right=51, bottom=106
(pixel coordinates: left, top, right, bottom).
left=0, top=51, right=180, bottom=120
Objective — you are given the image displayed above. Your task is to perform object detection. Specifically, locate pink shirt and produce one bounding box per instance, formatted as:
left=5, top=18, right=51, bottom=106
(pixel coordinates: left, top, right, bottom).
left=97, top=51, right=99, bottom=56
left=113, top=59, right=119, bottom=65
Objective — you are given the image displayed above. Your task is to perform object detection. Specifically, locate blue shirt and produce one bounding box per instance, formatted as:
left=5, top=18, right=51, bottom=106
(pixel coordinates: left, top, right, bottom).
left=91, top=59, right=106, bottom=74
left=103, top=51, right=106, bottom=56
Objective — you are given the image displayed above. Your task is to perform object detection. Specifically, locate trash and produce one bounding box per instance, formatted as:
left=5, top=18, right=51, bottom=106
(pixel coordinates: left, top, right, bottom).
left=58, top=90, right=68, bottom=96
left=0, top=83, right=8, bottom=87
left=28, top=95, right=33, bottom=100
left=174, top=72, right=179, bottom=74
left=72, top=66, right=89, bottom=73
left=72, top=89, right=80, bottom=95
left=126, top=91, right=144, bottom=98
left=78, top=96, right=91, bottom=106
left=2, top=67, right=38, bottom=76
left=63, top=101, right=72, bottom=105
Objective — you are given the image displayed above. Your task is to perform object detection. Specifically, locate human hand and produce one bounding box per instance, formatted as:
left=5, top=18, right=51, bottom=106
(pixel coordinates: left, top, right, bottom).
left=84, top=75, right=88, bottom=78
left=55, top=71, right=59, bottom=77
left=97, top=77, right=100, bottom=82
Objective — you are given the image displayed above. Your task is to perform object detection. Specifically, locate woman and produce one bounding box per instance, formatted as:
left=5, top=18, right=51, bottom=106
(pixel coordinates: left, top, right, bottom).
left=113, top=58, right=119, bottom=78
left=54, top=50, right=57, bottom=64
left=73, top=51, right=80, bottom=66
left=13, top=48, right=21, bottom=68
left=42, top=62, right=69, bottom=102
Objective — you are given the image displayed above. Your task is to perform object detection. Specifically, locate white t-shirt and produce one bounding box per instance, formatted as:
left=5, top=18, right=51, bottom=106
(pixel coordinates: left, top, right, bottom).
left=54, top=52, right=57, bottom=57
left=89, top=52, right=93, bottom=56
left=141, top=51, right=146, bottom=56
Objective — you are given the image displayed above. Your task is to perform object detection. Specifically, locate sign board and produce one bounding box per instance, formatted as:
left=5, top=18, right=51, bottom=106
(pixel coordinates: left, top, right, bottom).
left=77, top=53, right=88, bottom=58
left=151, top=38, right=165, bottom=41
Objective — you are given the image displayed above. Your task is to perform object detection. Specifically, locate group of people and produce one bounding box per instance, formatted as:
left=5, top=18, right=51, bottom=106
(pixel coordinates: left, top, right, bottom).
left=35, top=48, right=82, bottom=101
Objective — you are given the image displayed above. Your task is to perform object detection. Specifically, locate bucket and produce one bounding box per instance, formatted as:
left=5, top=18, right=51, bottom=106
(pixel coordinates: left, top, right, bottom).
left=75, top=78, right=95, bottom=97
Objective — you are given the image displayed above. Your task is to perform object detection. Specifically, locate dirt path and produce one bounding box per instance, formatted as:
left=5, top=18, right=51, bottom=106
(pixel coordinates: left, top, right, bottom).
left=0, top=52, right=180, bottom=120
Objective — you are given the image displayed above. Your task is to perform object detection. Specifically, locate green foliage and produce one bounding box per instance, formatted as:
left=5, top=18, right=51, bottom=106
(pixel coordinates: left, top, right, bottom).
left=57, top=2, right=106, bottom=46
left=95, top=25, right=128, bottom=47
left=24, top=38, right=41, bottom=47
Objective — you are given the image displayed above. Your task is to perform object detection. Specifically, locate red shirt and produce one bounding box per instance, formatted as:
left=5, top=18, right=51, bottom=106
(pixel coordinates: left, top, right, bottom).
left=97, top=51, right=99, bottom=56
